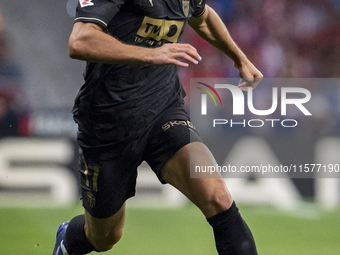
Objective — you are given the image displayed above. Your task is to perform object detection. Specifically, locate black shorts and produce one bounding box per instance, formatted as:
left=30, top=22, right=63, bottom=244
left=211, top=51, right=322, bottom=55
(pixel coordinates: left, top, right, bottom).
left=77, top=103, right=202, bottom=218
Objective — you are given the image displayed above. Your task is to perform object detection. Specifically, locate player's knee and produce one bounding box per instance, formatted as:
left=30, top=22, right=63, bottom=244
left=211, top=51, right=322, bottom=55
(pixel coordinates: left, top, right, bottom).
left=209, top=191, right=230, bottom=210
left=90, top=228, right=123, bottom=252
left=204, top=187, right=233, bottom=216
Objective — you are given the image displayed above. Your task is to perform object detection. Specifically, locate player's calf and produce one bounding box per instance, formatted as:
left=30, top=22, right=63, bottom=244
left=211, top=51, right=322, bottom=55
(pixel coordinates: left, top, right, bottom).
left=85, top=225, right=123, bottom=252
left=83, top=203, right=126, bottom=252
left=61, top=214, right=124, bottom=254
left=63, top=215, right=96, bottom=254
left=207, top=201, right=258, bottom=255
left=189, top=180, right=257, bottom=254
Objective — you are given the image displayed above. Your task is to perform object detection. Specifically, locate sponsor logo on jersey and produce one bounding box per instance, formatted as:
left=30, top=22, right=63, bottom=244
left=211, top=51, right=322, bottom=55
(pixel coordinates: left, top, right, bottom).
left=79, top=0, right=94, bottom=8
left=162, top=120, right=196, bottom=131
left=136, top=16, right=184, bottom=44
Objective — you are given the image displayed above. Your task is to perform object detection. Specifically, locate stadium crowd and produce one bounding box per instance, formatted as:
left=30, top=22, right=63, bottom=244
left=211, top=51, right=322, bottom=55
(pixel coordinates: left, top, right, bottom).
left=181, top=0, right=340, bottom=79
left=180, top=0, right=340, bottom=136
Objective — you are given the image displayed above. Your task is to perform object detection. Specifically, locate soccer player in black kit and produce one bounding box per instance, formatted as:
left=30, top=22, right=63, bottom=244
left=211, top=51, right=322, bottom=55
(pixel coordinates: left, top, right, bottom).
left=52, top=0, right=263, bottom=254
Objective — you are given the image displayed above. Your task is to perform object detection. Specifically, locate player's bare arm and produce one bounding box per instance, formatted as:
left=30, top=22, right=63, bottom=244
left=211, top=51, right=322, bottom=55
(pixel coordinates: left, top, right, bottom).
left=189, top=5, right=263, bottom=91
left=68, top=22, right=201, bottom=67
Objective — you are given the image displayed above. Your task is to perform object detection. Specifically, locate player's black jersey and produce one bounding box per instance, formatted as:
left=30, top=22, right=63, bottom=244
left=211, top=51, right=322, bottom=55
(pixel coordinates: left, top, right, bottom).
left=72, top=0, right=206, bottom=142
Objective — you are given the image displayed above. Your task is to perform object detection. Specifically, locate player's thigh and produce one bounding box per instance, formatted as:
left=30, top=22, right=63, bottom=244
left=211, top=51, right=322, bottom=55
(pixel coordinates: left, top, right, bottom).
left=162, top=142, right=233, bottom=218
left=84, top=202, right=126, bottom=249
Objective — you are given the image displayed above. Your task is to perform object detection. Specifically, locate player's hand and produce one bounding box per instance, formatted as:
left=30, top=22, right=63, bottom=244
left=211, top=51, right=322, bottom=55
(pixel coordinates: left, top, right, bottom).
left=149, top=43, right=202, bottom=67
left=236, top=59, right=263, bottom=92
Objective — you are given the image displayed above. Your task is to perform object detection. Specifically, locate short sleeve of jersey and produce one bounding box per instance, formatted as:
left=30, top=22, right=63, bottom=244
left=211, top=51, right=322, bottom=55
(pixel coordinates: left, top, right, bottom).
left=75, top=0, right=125, bottom=28
left=192, top=0, right=206, bottom=18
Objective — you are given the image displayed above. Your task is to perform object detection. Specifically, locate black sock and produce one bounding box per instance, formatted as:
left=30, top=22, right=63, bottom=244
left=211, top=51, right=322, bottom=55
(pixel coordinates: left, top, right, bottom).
left=207, top=202, right=258, bottom=255
left=63, top=215, right=95, bottom=255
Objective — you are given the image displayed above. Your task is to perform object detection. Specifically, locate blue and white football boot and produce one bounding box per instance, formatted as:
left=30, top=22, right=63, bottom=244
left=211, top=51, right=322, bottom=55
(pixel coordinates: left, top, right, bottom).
left=52, top=222, right=70, bottom=255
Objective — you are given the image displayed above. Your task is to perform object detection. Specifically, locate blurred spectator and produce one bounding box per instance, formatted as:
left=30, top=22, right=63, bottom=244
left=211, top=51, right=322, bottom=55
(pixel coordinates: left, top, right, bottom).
left=0, top=9, right=27, bottom=137
left=0, top=94, right=19, bottom=138
left=0, top=8, right=22, bottom=80
left=0, top=32, right=22, bottom=79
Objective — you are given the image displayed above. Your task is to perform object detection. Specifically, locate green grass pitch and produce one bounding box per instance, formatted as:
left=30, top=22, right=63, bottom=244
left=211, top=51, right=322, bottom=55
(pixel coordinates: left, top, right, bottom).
left=0, top=202, right=339, bottom=255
